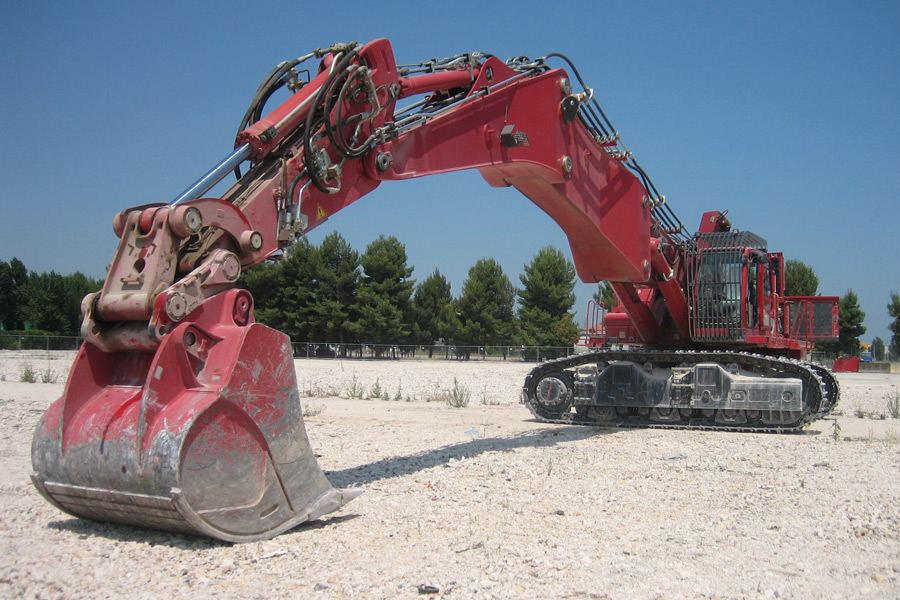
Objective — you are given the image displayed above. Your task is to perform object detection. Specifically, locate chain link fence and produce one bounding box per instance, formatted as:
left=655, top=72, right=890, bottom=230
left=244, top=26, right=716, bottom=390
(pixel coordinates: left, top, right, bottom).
left=291, top=342, right=576, bottom=362
left=0, top=335, right=84, bottom=352
left=0, top=335, right=575, bottom=363
left=6, top=335, right=892, bottom=370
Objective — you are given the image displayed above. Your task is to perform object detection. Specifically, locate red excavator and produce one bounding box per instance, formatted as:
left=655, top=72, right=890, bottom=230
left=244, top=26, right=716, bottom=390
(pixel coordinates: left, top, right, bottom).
left=31, top=39, right=839, bottom=542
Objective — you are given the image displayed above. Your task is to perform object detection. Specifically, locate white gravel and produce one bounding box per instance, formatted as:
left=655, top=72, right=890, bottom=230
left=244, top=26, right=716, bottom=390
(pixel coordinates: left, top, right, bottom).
left=2, top=351, right=900, bottom=599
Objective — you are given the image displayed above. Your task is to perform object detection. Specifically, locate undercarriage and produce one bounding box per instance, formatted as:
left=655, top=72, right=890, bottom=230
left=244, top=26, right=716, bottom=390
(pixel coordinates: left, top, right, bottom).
left=524, top=350, right=839, bottom=432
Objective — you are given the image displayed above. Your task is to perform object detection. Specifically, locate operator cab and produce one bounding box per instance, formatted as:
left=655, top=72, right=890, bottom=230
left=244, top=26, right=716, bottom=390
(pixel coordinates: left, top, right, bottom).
left=687, top=230, right=777, bottom=342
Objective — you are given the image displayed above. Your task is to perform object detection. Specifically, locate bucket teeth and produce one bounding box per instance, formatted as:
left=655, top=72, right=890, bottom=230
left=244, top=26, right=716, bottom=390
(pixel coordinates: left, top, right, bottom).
left=32, top=476, right=363, bottom=542
left=32, top=478, right=195, bottom=534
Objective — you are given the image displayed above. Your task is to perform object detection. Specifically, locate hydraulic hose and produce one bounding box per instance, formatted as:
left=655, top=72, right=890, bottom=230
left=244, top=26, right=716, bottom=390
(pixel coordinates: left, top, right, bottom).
left=233, top=60, right=304, bottom=180
left=302, top=46, right=361, bottom=194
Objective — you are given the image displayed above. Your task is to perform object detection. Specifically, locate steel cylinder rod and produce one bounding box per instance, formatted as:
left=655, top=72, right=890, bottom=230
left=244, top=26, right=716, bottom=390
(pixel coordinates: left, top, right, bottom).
left=171, top=143, right=253, bottom=205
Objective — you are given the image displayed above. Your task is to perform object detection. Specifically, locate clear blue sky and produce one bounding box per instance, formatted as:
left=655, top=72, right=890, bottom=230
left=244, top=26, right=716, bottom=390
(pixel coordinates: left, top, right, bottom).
left=1, top=1, right=897, bottom=343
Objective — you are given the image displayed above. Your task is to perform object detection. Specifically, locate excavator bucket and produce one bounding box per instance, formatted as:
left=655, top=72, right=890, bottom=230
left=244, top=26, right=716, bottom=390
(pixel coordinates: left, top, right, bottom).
left=31, top=290, right=360, bottom=543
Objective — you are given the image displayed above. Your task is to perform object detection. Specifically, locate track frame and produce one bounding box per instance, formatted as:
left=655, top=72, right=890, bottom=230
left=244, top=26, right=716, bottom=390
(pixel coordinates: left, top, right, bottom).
left=523, top=349, right=839, bottom=433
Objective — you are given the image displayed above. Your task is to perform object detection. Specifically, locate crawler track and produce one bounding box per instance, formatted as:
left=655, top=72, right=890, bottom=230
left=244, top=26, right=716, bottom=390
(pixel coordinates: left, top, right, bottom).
left=523, top=350, right=839, bottom=433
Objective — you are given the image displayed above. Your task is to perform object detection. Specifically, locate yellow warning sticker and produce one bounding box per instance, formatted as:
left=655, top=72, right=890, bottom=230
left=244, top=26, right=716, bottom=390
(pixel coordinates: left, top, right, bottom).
left=316, top=204, right=328, bottom=220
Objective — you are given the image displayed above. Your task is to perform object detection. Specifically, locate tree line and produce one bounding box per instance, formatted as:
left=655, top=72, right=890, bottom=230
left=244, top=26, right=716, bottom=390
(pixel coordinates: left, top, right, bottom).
left=0, top=238, right=582, bottom=356
left=238, top=232, right=579, bottom=358
left=3, top=251, right=899, bottom=361
left=0, top=258, right=103, bottom=336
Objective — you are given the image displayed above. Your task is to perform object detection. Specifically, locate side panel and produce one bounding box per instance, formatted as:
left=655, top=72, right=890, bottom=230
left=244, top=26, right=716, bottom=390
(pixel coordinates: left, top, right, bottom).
left=787, top=296, right=840, bottom=341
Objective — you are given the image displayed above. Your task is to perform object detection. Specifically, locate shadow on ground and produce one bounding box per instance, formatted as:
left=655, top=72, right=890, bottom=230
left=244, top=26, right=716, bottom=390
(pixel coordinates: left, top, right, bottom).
left=325, top=424, right=613, bottom=488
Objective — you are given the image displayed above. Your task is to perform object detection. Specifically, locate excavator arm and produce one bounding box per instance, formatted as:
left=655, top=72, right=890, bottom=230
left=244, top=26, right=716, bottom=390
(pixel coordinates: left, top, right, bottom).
left=32, top=39, right=694, bottom=542
left=81, top=39, right=686, bottom=355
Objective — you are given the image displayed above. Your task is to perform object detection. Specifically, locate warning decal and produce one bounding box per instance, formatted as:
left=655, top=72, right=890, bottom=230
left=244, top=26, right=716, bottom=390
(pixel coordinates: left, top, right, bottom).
left=316, top=204, right=328, bottom=220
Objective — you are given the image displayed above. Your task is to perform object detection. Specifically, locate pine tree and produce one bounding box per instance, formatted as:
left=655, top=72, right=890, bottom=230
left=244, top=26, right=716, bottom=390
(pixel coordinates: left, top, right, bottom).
left=238, top=258, right=284, bottom=330
left=239, top=239, right=318, bottom=341
left=517, top=247, right=579, bottom=357
left=455, top=258, right=516, bottom=356
left=413, top=270, right=453, bottom=353
left=0, top=258, right=28, bottom=331
left=313, top=232, right=360, bottom=346
left=348, top=235, right=414, bottom=356
left=784, top=259, right=819, bottom=296
left=18, top=271, right=67, bottom=333
left=888, top=292, right=900, bottom=360
left=281, top=239, right=321, bottom=342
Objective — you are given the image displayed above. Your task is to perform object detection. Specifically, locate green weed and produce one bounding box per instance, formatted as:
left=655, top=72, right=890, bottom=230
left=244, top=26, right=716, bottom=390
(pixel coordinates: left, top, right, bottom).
left=346, top=373, right=364, bottom=399
left=886, top=388, right=900, bottom=419
left=306, top=383, right=339, bottom=398
left=20, top=364, right=36, bottom=384
left=446, top=377, right=471, bottom=408
left=40, top=366, right=57, bottom=384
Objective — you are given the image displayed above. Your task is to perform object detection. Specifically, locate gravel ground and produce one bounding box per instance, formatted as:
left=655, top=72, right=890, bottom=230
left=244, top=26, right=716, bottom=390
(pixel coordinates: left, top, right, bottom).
left=2, top=351, right=900, bottom=599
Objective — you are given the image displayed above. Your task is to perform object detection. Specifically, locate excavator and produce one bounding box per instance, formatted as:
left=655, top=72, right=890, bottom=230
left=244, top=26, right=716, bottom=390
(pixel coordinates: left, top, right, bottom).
left=31, top=38, right=840, bottom=543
